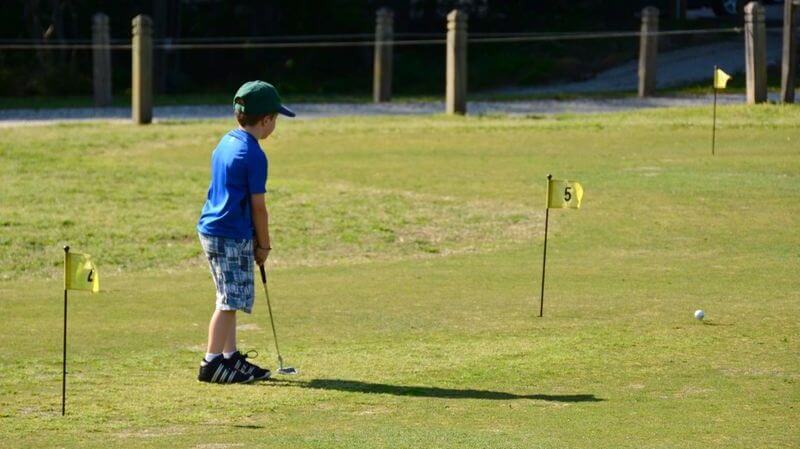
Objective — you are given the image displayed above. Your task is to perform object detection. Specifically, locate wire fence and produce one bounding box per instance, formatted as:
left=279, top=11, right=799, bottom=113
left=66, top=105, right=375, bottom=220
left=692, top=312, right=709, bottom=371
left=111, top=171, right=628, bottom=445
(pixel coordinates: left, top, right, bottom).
left=0, top=26, right=782, bottom=51
left=1, top=22, right=792, bottom=102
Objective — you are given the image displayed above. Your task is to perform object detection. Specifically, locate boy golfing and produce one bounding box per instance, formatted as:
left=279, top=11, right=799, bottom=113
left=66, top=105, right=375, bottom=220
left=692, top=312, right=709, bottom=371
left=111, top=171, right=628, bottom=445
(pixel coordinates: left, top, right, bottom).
left=196, top=81, right=295, bottom=384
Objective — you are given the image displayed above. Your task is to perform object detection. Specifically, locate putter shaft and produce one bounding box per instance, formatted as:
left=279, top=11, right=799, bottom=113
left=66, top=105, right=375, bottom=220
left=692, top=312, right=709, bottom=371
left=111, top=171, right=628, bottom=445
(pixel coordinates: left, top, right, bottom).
left=259, top=265, right=297, bottom=374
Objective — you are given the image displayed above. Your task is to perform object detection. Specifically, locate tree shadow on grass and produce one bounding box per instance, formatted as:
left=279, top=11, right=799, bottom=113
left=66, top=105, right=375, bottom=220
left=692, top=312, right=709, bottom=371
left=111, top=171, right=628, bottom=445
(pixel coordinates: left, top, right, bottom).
left=270, top=378, right=603, bottom=402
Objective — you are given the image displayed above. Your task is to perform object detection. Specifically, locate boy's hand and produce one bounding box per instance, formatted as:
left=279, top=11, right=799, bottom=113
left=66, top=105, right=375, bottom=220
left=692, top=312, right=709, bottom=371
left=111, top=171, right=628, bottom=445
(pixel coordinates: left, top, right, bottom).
left=255, top=246, right=271, bottom=265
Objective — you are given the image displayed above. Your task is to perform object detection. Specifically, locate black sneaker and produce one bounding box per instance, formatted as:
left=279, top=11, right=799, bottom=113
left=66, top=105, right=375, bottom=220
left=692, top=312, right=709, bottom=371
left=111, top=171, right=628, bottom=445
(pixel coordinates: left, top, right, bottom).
left=198, top=357, right=255, bottom=384
left=227, top=351, right=271, bottom=381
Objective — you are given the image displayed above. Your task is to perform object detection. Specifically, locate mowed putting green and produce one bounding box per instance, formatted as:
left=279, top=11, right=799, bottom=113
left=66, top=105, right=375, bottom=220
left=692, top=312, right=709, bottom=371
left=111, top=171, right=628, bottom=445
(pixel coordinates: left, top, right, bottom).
left=1, top=106, right=798, bottom=448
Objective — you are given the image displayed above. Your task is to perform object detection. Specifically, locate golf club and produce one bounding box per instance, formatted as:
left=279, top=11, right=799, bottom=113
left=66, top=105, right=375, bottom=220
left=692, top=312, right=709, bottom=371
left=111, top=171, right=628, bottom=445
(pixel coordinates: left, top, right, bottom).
left=259, top=264, right=298, bottom=375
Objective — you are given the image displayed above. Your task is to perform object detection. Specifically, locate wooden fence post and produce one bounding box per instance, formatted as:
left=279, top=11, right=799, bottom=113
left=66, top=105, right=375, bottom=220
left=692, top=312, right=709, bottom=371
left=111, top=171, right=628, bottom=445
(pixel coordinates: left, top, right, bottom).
left=780, top=0, right=798, bottom=103
left=132, top=14, right=153, bottom=124
left=446, top=9, right=468, bottom=115
left=373, top=8, right=394, bottom=103
left=638, top=7, right=659, bottom=98
left=92, top=13, right=112, bottom=107
left=745, top=2, right=767, bottom=104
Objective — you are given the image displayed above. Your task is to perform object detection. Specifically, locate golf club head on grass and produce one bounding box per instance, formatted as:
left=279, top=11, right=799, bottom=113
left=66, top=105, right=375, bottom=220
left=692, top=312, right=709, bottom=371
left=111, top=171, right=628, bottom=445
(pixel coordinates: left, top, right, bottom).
left=276, top=355, right=298, bottom=375
left=259, top=265, right=299, bottom=376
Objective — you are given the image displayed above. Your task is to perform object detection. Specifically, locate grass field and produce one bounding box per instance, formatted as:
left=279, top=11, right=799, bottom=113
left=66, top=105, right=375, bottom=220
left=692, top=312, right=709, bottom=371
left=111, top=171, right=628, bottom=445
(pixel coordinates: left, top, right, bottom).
left=1, top=106, right=798, bottom=448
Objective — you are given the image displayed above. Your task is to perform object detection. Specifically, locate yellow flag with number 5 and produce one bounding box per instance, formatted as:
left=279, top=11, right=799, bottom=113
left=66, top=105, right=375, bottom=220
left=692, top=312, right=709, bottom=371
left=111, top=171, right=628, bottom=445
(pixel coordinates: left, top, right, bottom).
left=547, top=179, right=583, bottom=209
left=65, top=252, right=99, bottom=293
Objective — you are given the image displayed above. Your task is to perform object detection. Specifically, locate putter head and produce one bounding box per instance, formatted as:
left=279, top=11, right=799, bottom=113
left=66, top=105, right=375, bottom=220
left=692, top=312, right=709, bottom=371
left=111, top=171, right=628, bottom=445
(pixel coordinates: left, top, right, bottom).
left=277, top=366, right=298, bottom=375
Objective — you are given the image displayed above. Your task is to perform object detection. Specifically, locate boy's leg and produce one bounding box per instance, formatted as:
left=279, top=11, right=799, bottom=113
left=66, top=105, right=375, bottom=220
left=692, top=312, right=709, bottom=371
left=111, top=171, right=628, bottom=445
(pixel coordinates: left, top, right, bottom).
left=199, top=309, right=253, bottom=383
left=206, top=309, right=236, bottom=355
left=223, top=314, right=237, bottom=355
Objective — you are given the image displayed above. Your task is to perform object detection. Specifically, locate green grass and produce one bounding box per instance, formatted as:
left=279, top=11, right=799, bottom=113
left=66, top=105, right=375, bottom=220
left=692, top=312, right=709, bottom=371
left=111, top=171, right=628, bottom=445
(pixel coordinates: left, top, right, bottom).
left=1, top=107, right=799, bottom=448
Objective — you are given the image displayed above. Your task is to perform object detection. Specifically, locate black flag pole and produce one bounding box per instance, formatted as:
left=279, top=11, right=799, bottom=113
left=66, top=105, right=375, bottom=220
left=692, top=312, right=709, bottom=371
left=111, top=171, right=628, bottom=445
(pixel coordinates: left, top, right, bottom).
left=712, top=65, right=718, bottom=156
left=539, top=174, right=552, bottom=317
left=62, top=245, right=69, bottom=416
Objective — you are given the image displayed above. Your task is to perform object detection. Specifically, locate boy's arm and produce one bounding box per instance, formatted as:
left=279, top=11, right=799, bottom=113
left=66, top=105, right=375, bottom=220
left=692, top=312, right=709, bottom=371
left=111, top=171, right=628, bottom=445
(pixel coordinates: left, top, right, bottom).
left=251, top=193, right=271, bottom=265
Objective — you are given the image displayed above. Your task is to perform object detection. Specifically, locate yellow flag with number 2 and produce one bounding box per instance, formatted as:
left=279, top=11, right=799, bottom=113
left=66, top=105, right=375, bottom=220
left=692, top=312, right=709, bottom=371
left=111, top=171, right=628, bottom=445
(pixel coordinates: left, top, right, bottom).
left=547, top=179, right=583, bottom=209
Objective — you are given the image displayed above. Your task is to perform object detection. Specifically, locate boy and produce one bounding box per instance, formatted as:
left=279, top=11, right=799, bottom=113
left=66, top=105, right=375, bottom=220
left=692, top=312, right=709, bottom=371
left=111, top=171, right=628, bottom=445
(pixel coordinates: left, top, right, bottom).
left=196, top=81, right=295, bottom=384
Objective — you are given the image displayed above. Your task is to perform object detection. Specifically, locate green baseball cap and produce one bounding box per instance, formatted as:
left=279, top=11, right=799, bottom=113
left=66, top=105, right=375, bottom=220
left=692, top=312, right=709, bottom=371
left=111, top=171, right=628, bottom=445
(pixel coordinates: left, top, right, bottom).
left=233, top=81, right=296, bottom=117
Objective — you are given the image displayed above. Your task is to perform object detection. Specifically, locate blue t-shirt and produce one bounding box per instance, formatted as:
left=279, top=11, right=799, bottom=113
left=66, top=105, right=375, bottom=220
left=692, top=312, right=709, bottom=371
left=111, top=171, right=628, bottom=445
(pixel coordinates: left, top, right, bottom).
left=197, top=129, right=268, bottom=239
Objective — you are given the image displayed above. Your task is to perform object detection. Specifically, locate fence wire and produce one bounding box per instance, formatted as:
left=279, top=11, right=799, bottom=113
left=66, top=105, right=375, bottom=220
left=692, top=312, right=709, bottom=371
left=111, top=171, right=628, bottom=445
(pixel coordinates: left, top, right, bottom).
left=0, top=26, right=762, bottom=51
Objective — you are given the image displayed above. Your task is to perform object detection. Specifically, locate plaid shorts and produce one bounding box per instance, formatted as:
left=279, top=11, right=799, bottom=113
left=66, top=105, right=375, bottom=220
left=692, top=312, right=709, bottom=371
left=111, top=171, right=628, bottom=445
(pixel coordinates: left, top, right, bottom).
left=198, top=232, right=255, bottom=314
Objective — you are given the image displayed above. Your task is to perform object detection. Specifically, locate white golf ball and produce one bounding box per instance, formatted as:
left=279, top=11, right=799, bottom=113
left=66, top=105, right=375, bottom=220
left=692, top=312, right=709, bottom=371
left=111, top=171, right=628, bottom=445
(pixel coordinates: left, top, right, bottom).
left=694, top=310, right=705, bottom=320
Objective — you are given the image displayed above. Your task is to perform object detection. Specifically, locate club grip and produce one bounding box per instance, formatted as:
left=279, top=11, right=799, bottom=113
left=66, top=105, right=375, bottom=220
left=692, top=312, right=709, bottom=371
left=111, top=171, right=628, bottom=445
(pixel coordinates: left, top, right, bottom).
left=259, top=264, right=267, bottom=284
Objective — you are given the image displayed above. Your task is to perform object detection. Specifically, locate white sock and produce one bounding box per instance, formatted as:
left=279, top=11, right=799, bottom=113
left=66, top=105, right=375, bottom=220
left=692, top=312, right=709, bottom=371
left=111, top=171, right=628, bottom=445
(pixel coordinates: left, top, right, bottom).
left=203, top=353, right=222, bottom=365
left=223, top=351, right=237, bottom=359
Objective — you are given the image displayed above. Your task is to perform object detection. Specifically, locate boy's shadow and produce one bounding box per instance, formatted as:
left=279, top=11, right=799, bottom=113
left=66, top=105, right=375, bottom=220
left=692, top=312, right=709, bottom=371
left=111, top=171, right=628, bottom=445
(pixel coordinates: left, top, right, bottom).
left=267, top=378, right=603, bottom=402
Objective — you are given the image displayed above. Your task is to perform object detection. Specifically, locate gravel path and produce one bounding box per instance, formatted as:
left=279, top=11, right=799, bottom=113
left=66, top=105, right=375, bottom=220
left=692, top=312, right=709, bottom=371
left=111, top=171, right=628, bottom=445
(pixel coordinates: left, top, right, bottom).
left=0, top=93, right=782, bottom=127
left=493, top=33, right=785, bottom=96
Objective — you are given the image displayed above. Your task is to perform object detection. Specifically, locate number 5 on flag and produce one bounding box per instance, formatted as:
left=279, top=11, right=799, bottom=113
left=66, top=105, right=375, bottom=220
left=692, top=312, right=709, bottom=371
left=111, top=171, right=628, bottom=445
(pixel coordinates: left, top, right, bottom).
left=547, top=179, right=583, bottom=209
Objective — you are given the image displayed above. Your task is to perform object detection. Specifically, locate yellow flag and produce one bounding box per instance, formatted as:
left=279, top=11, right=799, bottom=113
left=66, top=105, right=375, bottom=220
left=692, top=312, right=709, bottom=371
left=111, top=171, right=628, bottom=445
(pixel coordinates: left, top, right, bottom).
left=547, top=179, right=583, bottom=209
left=714, top=68, right=732, bottom=89
left=65, top=252, right=99, bottom=293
